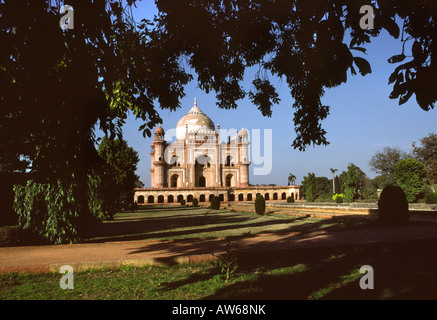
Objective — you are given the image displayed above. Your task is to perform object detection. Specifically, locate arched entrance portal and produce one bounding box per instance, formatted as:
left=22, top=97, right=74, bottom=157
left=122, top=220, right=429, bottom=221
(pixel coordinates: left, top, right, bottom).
left=225, top=174, right=233, bottom=187
left=171, top=174, right=179, bottom=188
left=195, top=156, right=210, bottom=187
left=199, top=176, right=206, bottom=187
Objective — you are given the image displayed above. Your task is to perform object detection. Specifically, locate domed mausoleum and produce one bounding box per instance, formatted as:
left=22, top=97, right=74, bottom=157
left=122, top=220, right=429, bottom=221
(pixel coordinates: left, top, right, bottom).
left=134, top=99, right=300, bottom=205
left=150, top=98, right=249, bottom=189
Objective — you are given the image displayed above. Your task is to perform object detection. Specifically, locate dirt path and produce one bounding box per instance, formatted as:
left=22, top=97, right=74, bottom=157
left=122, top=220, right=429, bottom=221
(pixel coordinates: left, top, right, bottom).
left=2, top=220, right=437, bottom=273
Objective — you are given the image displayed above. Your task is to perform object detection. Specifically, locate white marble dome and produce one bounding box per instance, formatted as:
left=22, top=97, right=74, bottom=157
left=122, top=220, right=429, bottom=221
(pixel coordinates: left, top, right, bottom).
left=176, top=99, right=215, bottom=140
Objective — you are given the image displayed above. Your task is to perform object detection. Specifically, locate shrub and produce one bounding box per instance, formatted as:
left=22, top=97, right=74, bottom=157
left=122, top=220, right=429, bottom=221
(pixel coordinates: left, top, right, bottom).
left=378, top=185, right=409, bottom=226
left=211, top=196, right=220, bottom=210
left=425, top=192, right=437, bottom=204
left=192, top=197, right=199, bottom=207
left=344, top=187, right=356, bottom=203
left=180, top=199, right=186, bottom=206
left=255, top=194, right=266, bottom=215
left=286, top=196, right=294, bottom=203
left=332, top=193, right=344, bottom=200
left=333, top=193, right=345, bottom=203
left=217, top=240, right=238, bottom=282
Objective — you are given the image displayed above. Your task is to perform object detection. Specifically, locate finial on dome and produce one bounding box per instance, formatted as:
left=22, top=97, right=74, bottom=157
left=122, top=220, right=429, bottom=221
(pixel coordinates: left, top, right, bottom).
left=194, top=97, right=197, bottom=106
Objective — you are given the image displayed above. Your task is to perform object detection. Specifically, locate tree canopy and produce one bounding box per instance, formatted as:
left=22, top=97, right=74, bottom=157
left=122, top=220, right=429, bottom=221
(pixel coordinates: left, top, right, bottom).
left=395, top=158, right=426, bottom=202
left=0, top=0, right=190, bottom=181
left=369, top=146, right=410, bottom=187
left=1, top=0, right=435, bottom=174
left=154, top=0, right=436, bottom=150
left=413, top=133, right=437, bottom=188
left=301, top=173, right=331, bottom=201
left=342, top=163, right=366, bottom=202
left=288, top=173, right=296, bottom=185
left=1, top=0, right=435, bottom=241
left=369, top=147, right=410, bottom=176
left=96, top=136, right=141, bottom=211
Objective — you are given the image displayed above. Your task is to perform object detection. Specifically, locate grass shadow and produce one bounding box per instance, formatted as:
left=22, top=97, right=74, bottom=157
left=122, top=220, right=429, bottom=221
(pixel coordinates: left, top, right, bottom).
left=181, top=239, right=437, bottom=300
left=82, top=207, right=319, bottom=243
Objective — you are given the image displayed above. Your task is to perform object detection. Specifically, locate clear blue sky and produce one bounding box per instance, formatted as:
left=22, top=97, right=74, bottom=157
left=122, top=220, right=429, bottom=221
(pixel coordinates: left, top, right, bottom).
left=114, top=1, right=437, bottom=187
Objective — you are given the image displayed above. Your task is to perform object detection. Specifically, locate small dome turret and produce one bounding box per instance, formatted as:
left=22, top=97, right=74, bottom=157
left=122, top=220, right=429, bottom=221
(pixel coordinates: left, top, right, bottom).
left=155, top=125, right=164, bottom=135
left=239, top=127, right=248, bottom=137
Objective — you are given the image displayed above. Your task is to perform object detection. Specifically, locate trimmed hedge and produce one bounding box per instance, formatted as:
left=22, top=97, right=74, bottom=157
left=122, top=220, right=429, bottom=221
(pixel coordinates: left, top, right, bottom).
left=255, top=194, right=266, bottom=215
left=192, top=197, right=199, bottom=207
left=286, top=196, right=294, bottom=203
left=378, top=185, right=409, bottom=226
left=211, top=196, right=220, bottom=210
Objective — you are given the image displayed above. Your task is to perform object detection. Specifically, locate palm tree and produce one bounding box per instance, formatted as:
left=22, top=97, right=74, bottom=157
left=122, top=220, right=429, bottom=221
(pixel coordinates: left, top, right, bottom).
left=330, top=168, right=338, bottom=193
left=288, top=173, right=296, bottom=186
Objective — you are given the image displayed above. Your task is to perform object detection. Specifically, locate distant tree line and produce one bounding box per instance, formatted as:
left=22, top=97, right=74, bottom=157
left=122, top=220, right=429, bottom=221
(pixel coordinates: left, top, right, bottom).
left=300, top=133, right=437, bottom=204
left=301, top=164, right=373, bottom=203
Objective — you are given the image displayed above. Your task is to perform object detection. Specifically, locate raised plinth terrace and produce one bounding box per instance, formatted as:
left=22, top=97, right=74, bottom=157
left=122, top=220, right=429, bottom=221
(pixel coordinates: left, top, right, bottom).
left=134, top=185, right=301, bottom=204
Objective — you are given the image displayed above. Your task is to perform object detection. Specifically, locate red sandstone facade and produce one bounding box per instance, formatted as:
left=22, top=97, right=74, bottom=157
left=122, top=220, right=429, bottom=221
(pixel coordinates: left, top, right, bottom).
left=134, top=99, right=300, bottom=204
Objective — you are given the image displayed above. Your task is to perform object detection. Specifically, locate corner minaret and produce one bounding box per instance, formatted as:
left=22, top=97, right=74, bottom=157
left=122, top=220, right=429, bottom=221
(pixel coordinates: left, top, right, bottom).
left=239, top=127, right=250, bottom=187
left=151, top=125, right=166, bottom=188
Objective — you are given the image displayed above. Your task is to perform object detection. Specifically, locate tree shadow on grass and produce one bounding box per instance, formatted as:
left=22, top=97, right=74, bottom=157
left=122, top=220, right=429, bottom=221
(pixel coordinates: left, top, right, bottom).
left=157, top=239, right=437, bottom=300
left=82, top=209, right=254, bottom=241
left=83, top=204, right=384, bottom=244
left=206, top=246, right=368, bottom=300
left=82, top=209, right=327, bottom=243
left=94, top=218, right=407, bottom=248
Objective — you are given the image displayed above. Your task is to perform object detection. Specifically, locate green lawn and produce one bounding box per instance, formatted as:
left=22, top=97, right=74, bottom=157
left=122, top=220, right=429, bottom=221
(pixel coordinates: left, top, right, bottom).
left=2, top=239, right=437, bottom=300
left=2, top=206, right=436, bottom=300
left=82, top=206, right=373, bottom=243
